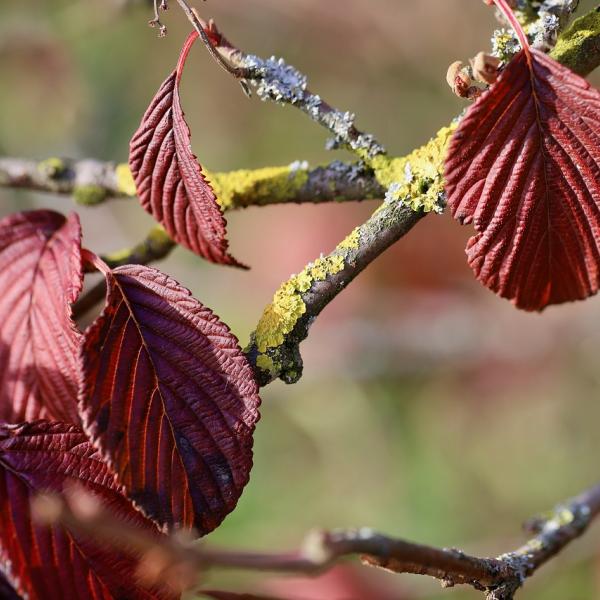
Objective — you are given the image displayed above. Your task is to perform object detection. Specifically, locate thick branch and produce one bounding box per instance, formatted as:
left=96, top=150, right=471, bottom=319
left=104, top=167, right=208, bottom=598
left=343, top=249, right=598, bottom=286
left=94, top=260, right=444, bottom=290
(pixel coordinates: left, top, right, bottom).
left=245, top=196, right=426, bottom=386
left=245, top=4, right=600, bottom=385
left=34, top=482, right=600, bottom=599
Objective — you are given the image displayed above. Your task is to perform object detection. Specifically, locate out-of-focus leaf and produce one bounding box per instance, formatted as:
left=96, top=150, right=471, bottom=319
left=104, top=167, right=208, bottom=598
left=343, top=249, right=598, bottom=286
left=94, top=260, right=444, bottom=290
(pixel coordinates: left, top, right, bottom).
left=0, top=420, right=174, bottom=600
left=129, top=31, right=244, bottom=267
left=79, top=255, right=260, bottom=533
left=0, top=210, right=82, bottom=423
left=445, top=48, right=600, bottom=311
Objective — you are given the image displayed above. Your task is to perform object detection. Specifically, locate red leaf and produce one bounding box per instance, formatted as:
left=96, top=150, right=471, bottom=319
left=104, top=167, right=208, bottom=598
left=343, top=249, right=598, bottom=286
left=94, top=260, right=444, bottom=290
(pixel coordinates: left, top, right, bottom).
left=129, top=31, right=244, bottom=267
left=445, top=48, right=600, bottom=311
left=0, top=420, right=174, bottom=600
left=79, top=255, right=261, bottom=533
left=0, top=210, right=82, bottom=423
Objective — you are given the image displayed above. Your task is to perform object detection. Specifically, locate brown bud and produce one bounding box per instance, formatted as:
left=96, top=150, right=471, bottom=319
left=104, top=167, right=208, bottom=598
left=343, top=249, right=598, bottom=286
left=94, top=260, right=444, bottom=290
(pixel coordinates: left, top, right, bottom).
left=447, top=62, right=469, bottom=96
left=446, top=61, right=480, bottom=99
left=471, top=52, right=501, bottom=85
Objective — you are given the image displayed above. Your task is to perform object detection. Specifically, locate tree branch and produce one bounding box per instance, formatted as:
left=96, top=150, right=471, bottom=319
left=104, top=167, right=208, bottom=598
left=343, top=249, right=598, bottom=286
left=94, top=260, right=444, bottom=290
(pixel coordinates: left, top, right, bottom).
left=244, top=4, right=600, bottom=384
left=6, top=5, right=600, bottom=383
left=33, top=481, right=600, bottom=599
left=0, top=157, right=384, bottom=208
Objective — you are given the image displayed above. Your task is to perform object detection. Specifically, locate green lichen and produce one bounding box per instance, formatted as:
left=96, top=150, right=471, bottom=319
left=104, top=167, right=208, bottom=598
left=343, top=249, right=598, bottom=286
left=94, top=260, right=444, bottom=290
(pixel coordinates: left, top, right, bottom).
left=550, top=8, right=600, bottom=76
left=73, top=184, right=108, bottom=206
left=208, top=163, right=309, bottom=211
left=255, top=254, right=345, bottom=354
left=367, top=125, right=456, bottom=213
left=116, top=163, right=137, bottom=196
left=38, top=157, right=66, bottom=179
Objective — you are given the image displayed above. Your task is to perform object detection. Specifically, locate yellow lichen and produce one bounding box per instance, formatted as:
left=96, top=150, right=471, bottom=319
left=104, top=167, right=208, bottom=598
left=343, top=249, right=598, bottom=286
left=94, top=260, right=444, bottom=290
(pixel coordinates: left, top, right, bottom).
left=255, top=254, right=345, bottom=353
left=338, top=228, right=360, bottom=252
left=208, top=164, right=309, bottom=211
left=116, top=163, right=137, bottom=196
left=367, top=124, right=456, bottom=213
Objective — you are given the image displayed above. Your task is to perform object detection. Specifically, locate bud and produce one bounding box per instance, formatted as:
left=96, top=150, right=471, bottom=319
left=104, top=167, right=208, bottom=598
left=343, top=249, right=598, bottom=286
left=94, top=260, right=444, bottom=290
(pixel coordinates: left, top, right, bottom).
left=471, top=52, right=501, bottom=85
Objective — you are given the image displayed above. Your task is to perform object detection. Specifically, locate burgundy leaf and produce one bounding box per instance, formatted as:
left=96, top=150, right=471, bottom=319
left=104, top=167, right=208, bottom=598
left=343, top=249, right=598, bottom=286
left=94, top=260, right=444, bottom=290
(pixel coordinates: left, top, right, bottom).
left=79, top=255, right=260, bottom=533
left=129, top=31, right=244, bottom=267
left=0, top=210, right=82, bottom=423
left=0, top=420, right=174, bottom=600
left=445, top=47, right=600, bottom=311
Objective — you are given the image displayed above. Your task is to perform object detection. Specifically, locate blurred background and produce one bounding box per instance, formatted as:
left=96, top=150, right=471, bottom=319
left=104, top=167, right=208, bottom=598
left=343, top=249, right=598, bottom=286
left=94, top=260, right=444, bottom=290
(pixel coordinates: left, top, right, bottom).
left=2, top=1, right=600, bottom=598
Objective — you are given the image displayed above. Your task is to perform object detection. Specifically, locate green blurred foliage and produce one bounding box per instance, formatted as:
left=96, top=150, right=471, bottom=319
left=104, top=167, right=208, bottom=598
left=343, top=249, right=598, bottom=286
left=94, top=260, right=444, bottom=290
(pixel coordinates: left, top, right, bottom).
left=1, top=1, right=600, bottom=598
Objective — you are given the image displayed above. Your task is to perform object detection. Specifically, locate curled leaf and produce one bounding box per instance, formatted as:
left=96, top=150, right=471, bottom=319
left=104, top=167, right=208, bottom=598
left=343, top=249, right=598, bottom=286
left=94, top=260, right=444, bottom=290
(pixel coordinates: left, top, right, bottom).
left=79, top=254, right=260, bottom=533
left=0, top=210, right=82, bottom=423
left=445, top=48, right=600, bottom=310
left=129, top=31, right=244, bottom=267
left=0, top=421, right=174, bottom=600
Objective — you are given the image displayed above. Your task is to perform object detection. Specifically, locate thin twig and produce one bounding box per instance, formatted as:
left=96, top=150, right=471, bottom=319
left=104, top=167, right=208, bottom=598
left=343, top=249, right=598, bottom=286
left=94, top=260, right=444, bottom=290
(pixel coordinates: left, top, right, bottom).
left=174, top=0, right=251, bottom=79
left=32, top=482, right=600, bottom=600
left=174, top=9, right=386, bottom=158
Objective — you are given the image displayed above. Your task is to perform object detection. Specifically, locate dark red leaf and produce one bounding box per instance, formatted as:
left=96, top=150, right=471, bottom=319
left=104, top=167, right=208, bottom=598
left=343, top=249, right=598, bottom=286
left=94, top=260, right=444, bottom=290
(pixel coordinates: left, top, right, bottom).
left=129, top=31, right=244, bottom=267
left=0, top=420, right=174, bottom=600
left=79, top=255, right=260, bottom=533
left=0, top=210, right=82, bottom=423
left=445, top=48, right=600, bottom=311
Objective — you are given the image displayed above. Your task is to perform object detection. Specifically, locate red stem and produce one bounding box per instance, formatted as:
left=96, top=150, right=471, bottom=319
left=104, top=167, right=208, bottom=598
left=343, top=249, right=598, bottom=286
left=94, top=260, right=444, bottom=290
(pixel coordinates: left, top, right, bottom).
left=176, top=30, right=199, bottom=83
left=491, top=0, right=531, bottom=56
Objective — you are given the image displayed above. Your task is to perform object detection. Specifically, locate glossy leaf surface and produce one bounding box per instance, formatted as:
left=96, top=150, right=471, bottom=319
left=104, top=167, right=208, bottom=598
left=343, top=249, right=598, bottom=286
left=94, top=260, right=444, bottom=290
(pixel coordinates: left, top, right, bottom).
left=445, top=48, right=600, bottom=310
left=0, top=421, right=173, bottom=600
left=0, top=210, right=82, bottom=423
left=129, top=31, right=243, bottom=267
left=80, top=258, right=260, bottom=533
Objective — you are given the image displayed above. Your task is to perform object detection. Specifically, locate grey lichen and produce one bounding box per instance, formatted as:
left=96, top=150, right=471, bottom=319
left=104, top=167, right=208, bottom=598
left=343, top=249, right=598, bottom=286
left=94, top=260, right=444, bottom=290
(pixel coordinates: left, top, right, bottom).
left=528, top=0, right=580, bottom=50
left=492, top=28, right=522, bottom=61
left=492, top=0, right=580, bottom=60
left=242, top=53, right=385, bottom=159
left=244, top=54, right=308, bottom=104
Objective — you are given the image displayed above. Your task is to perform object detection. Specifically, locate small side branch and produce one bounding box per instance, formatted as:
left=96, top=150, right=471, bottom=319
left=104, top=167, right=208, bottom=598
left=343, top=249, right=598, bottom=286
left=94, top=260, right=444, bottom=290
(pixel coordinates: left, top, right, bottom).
left=33, top=482, right=600, bottom=599
left=73, top=226, right=176, bottom=319
left=174, top=9, right=386, bottom=159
